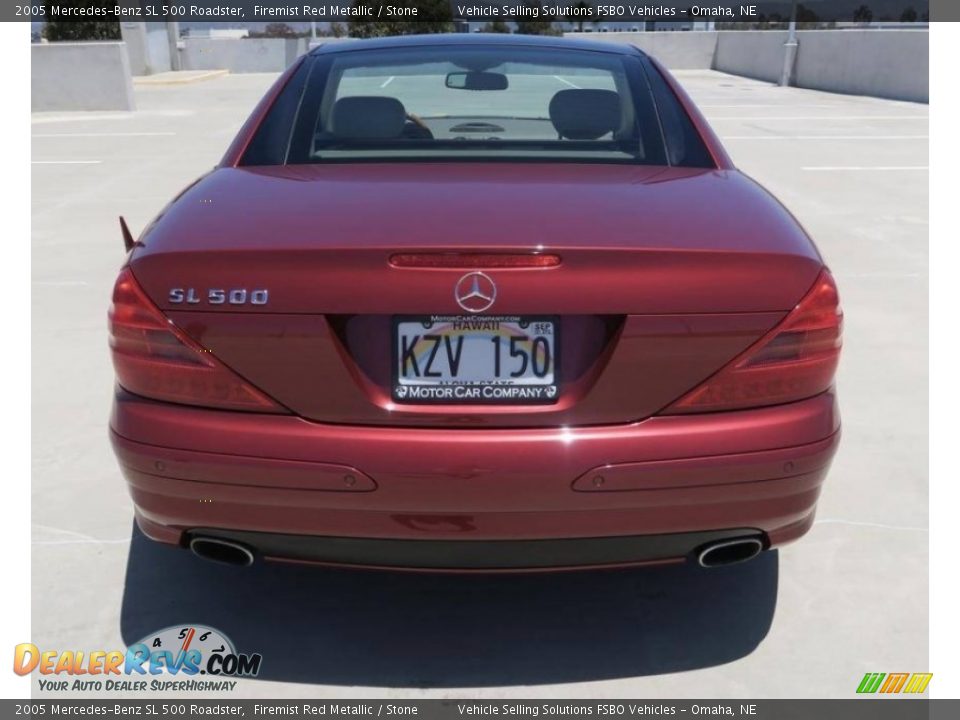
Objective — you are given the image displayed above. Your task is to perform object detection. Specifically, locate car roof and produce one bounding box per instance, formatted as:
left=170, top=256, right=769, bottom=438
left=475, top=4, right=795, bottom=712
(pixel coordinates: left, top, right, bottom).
left=309, top=32, right=644, bottom=57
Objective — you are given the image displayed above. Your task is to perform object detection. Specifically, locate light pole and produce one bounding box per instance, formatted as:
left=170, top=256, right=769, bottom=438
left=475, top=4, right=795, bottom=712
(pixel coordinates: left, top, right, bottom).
left=779, top=0, right=798, bottom=86
left=166, top=19, right=181, bottom=72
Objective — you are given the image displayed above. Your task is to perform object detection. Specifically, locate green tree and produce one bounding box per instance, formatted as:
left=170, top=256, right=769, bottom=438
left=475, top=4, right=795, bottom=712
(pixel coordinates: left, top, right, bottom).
left=348, top=1, right=454, bottom=37
left=900, top=6, right=918, bottom=22
left=251, top=23, right=301, bottom=38
left=795, top=3, right=820, bottom=28
left=852, top=4, right=873, bottom=23
left=43, top=1, right=119, bottom=41
left=328, top=22, right=347, bottom=38
left=796, top=4, right=819, bottom=23
left=482, top=21, right=511, bottom=33
left=566, top=1, right=592, bottom=32
left=515, top=1, right=561, bottom=35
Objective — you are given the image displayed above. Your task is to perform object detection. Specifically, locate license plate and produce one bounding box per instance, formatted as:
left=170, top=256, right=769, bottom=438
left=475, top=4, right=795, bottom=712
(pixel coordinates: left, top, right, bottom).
left=393, top=315, right=559, bottom=404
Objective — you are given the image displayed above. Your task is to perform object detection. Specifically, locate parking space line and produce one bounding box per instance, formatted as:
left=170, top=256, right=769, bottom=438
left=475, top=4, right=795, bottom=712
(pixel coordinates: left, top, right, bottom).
left=833, top=272, right=924, bottom=278
left=32, top=132, right=176, bottom=138
left=33, top=524, right=132, bottom=546
left=710, top=116, right=927, bottom=121
left=553, top=75, right=580, bottom=89
left=380, top=76, right=395, bottom=88
left=34, top=539, right=131, bottom=546
left=815, top=518, right=928, bottom=532
left=722, top=135, right=928, bottom=140
left=802, top=166, right=928, bottom=171
left=31, top=160, right=102, bottom=165
left=31, top=109, right=194, bottom=124
left=31, top=113, right=134, bottom=125
left=700, top=104, right=840, bottom=108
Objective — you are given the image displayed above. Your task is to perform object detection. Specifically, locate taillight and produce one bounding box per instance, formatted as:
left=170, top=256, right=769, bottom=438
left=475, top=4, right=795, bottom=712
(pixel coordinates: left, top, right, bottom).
left=664, top=270, right=842, bottom=413
left=108, top=268, right=284, bottom=412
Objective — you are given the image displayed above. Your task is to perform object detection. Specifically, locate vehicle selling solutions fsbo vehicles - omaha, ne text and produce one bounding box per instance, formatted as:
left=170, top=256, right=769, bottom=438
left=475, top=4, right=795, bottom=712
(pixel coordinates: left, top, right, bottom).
left=108, top=34, right=842, bottom=571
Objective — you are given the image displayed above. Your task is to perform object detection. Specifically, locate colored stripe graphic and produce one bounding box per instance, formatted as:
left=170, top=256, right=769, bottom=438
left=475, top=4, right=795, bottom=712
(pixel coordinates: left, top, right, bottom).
left=857, top=673, right=886, bottom=694
left=880, top=673, right=909, bottom=693
left=903, top=673, right=933, bottom=694
left=857, top=672, right=932, bottom=694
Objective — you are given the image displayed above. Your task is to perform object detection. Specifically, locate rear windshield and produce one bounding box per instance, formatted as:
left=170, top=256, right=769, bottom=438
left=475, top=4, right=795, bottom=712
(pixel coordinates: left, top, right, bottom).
left=240, top=44, right=714, bottom=168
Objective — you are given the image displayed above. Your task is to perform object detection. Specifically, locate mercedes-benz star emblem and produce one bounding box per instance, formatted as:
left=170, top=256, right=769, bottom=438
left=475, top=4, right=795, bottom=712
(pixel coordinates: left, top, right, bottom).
left=454, top=272, right=496, bottom=313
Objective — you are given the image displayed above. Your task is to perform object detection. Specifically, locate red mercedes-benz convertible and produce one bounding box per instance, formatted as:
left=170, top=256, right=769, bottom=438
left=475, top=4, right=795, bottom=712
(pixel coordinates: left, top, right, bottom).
left=109, top=34, right=841, bottom=571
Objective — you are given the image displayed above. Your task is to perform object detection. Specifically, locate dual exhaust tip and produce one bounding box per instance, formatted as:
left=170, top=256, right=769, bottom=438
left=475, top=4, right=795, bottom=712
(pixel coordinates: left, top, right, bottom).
left=187, top=534, right=765, bottom=570
left=188, top=537, right=255, bottom=567
left=696, top=537, right=764, bottom=568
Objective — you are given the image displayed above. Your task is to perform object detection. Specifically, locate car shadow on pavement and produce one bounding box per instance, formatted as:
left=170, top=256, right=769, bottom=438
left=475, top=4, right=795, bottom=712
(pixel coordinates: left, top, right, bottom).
left=120, top=522, right=778, bottom=688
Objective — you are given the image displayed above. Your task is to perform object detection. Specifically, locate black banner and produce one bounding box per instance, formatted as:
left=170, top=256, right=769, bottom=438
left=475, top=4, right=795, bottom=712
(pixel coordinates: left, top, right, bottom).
left=12, top=1, right=944, bottom=25
left=1, top=700, right=954, bottom=719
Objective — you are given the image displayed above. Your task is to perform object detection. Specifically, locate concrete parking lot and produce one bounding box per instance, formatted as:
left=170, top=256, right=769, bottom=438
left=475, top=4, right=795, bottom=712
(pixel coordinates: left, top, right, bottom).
left=31, top=69, right=927, bottom=698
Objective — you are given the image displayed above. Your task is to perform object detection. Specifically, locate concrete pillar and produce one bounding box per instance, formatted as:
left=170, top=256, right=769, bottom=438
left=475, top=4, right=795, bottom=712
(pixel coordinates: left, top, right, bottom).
left=119, top=21, right=172, bottom=75
left=119, top=22, right=148, bottom=75
left=779, top=39, right=799, bottom=86
left=779, top=1, right=799, bottom=87
left=166, top=22, right=181, bottom=71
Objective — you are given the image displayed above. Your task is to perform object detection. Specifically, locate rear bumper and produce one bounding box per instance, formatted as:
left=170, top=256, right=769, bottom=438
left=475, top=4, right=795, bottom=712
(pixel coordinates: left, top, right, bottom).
left=179, top=527, right=764, bottom=572
left=111, top=388, right=840, bottom=570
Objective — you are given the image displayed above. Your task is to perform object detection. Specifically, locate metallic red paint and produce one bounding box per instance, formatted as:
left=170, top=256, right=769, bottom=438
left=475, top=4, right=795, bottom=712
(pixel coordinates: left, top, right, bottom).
left=109, top=37, right=841, bottom=569
left=127, top=164, right=824, bottom=428
left=111, top=388, right=839, bottom=561
left=167, top=311, right=792, bottom=427
left=131, top=165, right=821, bottom=318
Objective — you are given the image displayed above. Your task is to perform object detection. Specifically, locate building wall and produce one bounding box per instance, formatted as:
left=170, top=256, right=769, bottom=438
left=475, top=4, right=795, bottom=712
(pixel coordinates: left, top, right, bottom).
left=794, top=30, right=928, bottom=103
left=32, top=42, right=135, bottom=112
left=578, top=31, right=719, bottom=70
left=569, top=29, right=928, bottom=103
left=713, top=30, right=790, bottom=84
left=179, top=38, right=309, bottom=74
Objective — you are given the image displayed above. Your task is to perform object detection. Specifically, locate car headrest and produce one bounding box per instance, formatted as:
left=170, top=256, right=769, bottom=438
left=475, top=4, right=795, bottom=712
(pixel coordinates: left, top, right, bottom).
left=549, top=89, right=621, bottom=140
left=331, top=96, right=406, bottom=140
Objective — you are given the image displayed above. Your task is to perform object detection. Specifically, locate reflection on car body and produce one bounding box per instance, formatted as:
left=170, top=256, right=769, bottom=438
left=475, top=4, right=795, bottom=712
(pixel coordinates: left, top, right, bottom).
left=108, top=34, right=841, bottom=572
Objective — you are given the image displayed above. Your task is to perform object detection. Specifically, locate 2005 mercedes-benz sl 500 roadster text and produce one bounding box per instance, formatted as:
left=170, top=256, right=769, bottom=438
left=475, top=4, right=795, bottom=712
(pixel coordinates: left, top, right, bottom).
left=109, top=34, right=842, bottom=571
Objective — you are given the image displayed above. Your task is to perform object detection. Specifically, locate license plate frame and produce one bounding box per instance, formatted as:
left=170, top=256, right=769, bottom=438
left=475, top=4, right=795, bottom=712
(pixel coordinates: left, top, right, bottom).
left=391, top=314, right=560, bottom=405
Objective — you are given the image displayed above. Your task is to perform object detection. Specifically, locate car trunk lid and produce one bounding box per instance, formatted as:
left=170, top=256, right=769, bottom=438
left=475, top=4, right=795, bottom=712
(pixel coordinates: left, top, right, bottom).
left=129, top=164, right=822, bottom=427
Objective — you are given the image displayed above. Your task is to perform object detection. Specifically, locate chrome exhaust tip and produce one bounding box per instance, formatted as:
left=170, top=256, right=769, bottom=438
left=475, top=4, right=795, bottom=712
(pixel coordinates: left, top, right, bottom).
left=697, top=537, right=764, bottom=568
left=189, top=537, right=255, bottom=567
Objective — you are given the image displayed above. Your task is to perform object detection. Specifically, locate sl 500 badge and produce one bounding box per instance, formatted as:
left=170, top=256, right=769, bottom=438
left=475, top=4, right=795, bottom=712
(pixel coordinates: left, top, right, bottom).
left=168, top=288, right=268, bottom=306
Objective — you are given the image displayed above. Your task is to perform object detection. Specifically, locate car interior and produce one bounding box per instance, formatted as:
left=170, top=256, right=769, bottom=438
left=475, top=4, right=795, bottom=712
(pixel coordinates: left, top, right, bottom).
left=325, top=88, right=625, bottom=144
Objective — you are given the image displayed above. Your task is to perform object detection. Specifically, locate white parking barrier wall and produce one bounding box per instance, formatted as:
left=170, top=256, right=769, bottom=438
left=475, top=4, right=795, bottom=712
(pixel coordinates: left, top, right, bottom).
left=32, top=42, right=135, bottom=112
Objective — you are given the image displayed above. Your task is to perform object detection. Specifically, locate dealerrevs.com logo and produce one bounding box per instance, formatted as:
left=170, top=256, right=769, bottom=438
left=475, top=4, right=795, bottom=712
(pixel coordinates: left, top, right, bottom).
left=14, top=625, right=262, bottom=692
